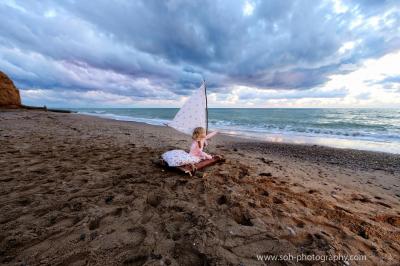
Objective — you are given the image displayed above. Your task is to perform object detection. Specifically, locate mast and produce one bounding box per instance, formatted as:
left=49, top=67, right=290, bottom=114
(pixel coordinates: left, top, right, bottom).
left=204, top=79, right=208, bottom=134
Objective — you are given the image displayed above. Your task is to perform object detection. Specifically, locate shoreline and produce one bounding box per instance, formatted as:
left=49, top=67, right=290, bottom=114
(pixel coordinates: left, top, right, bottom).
left=73, top=111, right=400, bottom=168
left=1, top=109, right=399, bottom=265
left=75, top=110, right=400, bottom=155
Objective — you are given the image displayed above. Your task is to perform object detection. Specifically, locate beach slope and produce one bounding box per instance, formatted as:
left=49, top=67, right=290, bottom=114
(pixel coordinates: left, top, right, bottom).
left=0, top=110, right=399, bottom=265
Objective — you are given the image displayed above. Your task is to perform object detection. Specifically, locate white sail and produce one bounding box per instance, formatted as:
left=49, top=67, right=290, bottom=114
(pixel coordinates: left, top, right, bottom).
left=168, top=82, right=207, bottom=135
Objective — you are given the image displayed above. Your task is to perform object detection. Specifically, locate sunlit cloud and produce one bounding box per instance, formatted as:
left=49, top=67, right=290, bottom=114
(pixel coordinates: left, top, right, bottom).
left=243, top=1, right=254, bottom=16
left=332, top=0, right=348, bottom=14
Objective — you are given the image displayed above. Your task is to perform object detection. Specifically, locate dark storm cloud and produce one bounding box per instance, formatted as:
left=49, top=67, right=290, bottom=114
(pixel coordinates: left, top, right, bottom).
left=0, top=0, right=399, bottom=104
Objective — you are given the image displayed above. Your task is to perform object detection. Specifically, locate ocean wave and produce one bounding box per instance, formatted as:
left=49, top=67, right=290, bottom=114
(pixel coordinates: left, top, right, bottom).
left=77, top=112, right=169, bottom=126
left=78, top=110, right=400, bottom=143
left=209, top=120, right=400, bottom=142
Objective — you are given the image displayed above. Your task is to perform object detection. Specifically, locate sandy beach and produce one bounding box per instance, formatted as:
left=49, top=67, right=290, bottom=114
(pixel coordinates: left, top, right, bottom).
left=0, top=109, right=399, bottom=265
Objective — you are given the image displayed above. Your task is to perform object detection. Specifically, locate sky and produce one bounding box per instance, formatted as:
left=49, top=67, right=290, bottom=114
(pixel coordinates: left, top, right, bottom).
left=0, top=0, right=399, bottom=108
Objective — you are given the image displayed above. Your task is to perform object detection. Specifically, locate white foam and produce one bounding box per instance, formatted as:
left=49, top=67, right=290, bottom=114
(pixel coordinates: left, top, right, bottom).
left=76, top=110, right=400, bottom=154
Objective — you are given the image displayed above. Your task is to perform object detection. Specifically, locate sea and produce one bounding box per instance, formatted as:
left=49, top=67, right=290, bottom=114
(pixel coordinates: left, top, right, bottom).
left=69, top=108, right=400, bottom=154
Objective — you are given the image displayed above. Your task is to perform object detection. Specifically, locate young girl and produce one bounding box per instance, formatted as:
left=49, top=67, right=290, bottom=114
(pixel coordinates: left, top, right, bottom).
left=189, top=127, right=218, bottom=160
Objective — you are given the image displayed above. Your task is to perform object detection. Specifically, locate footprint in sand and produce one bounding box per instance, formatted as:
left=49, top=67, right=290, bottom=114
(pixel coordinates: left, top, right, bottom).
left=173, top=243, right=210, bottom=266
left=17, top=197, right=31, bottom=206
left=260, top=172, right=272, bottom=177
left=375, top=201, right=392, bottom=208
left=105, top=195, right=114, bottom=204
left=238, top=166, right=249, bottom=179
left=273, top=197, right=284, bottom=204
left=374, top=215, right=400, bottom=227
left=259, top=157, right=273, bottom=165
left=123, top=255, right=149, bottom=265
left=308, top=189, right=318, bottom=194
left=302, top=233, right=331, bottom=252
left=357, top=226, right=369, bottom=239
left=352, top=194, right=371, bottom=203
left=88, top=216, right=102, bottom=230
left=126, top=226, right=147, bottom=245
left=112, top=207, right=126, bottom=217
left=0, top=177, right=14, bottom=182
left=146, top=193, right=163, bottom=207
left=296, top=220, right=305, bottom=228
left=217, top=195, right=228, bottom=205
left=231, top=207, right=254, bottom=226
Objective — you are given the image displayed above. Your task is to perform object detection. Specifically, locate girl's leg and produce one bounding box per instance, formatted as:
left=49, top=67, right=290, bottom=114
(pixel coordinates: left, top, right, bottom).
left=201, top=152, right=212, bottom=160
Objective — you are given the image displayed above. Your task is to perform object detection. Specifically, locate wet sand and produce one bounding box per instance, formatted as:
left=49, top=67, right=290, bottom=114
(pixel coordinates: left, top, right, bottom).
left=0, top=110, right=399, bottom=265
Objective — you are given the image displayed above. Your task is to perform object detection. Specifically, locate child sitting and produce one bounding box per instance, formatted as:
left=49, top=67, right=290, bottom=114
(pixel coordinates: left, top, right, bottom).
left=189, top=127, right=218, bottom=160
left=161, top=127, right=218, bottom=168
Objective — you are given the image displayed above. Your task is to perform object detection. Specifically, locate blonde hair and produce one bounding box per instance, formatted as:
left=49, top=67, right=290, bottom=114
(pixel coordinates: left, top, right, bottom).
left=192, top=127, right=206, bottom=141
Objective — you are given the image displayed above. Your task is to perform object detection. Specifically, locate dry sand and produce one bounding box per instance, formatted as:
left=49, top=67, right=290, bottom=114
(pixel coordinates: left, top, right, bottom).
left=0, top=110, right=399, bottom=265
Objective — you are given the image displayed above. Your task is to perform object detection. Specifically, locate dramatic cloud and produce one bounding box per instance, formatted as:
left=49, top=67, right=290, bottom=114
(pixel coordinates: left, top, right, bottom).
left=0, top=0, right=399, bottom=107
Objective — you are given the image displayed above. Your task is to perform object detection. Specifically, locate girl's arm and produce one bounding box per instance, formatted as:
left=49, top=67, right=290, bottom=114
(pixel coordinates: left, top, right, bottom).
left=205, top=131, right=218, bottom=139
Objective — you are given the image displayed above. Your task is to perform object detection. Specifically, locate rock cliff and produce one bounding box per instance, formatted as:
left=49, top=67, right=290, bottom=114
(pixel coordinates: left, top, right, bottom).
left=0, top=71, right=21, bottom=107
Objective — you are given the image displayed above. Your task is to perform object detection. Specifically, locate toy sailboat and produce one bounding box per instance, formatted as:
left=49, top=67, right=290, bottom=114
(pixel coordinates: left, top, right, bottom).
left=168, top=80, right=208, bottom=135
left=162, top=80, right=224, bottom=176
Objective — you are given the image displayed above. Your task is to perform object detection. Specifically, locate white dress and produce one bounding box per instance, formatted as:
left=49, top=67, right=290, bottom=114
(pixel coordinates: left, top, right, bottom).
left=161, top=150, right=201, bottom=167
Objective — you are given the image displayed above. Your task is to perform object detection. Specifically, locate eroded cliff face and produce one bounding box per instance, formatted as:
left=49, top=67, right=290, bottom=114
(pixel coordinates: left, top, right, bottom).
left=0, top=71, right=21, bottom=107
